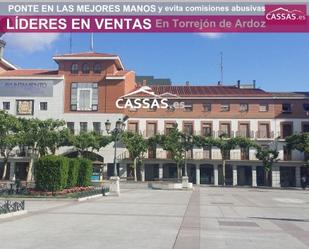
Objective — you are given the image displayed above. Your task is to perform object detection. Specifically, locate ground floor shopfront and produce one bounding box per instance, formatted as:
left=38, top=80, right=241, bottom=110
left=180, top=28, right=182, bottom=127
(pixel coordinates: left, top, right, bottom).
left=1, top=158, right=308, bottom=188
left=111, top=160, right=308, bottom=188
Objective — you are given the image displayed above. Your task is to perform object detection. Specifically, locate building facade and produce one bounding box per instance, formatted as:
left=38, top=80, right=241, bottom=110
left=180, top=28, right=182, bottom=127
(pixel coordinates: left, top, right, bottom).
left=0, top=47, right=308, bottom=188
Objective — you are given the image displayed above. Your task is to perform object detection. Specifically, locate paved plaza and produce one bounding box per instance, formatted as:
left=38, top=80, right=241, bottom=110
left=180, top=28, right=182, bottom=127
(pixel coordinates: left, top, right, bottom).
left=0, top=185, right=309, bottom=249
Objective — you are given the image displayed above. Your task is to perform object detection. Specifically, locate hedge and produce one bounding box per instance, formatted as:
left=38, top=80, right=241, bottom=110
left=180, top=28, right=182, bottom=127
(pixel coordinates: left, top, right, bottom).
left=35, top=155, right=69, bottom=192
left=67, top=158, right=80, bottom=188
left=77, top=158, right=93, bottom=187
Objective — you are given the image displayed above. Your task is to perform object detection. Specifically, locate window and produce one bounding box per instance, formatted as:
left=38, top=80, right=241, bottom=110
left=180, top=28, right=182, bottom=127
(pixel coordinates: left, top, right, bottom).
left=128, top=122, right=139, bottom=133
left=202, top=103, right=211, bottom=112
left=282, top=103, right=292, bottom=113
left=93, top=122, right=101, bottom=134
left=165, top=122, right=175, bottom=135
left=184, top=105, right=193, bottom=112
left=239, top=103, right=248, bottom=112
left=259, top=104, right=268, bottom=112
left=67, top=122, right=75, bottom=134
left=219, top=123, right=231, bottom=137
left=71, top=83, right=98, bottom=111
left=3, top=102, right=10, bottom=110
left=80, top=122, right=88, bottom=133
left=283, top=146, right=292, bottom=161
left=146, top=122, right=157, bottom=137
left=71, top=63, right=78, bottom=74
left=93, top=63, right=102, bottom=74
left=302, top=123, right=309, bottom=133
left=220, top=104, right=230, bottom=112
left=183, top=122, right=193, bottom=135
left=203, top=146, right=211, bottom=159
left=281, top=123, right=293, bottom=138
left=238, top=123, right=250, bottom=137
left=303, top=104, right=309, bottom=112
left=82, top=63, right=90, bottom=74
left=201, top=123, right=212, bottom=137
left=258, top=123, right=270, bottom=138
left=40, top=102, right=48, bottom=111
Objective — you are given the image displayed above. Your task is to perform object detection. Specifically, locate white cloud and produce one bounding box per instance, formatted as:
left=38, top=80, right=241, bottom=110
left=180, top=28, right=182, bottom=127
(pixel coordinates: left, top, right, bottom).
left=3, top=33, right=60, bottom=53
left=198, top=33, right=223, bottom=39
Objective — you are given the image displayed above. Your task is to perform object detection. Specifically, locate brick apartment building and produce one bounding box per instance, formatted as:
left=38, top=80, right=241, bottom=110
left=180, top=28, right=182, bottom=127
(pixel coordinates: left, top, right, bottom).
left=0, top=42, right=308, bottom=188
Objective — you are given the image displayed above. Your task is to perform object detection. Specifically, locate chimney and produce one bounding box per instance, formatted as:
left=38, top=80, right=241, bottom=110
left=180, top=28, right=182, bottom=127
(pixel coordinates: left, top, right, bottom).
left=237, top=80, right=241, bottom=88
left=0, top=40, right=6, bottom=59
left=142, top=79, right=147, bottom=86
left=185, top=81, right=190, bottom=86
left=253, top=80, right=256, bottom=89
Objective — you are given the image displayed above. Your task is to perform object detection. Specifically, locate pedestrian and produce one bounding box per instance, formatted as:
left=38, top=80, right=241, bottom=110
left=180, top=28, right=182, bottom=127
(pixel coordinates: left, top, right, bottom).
left=301, top=175, right=307, bottom=190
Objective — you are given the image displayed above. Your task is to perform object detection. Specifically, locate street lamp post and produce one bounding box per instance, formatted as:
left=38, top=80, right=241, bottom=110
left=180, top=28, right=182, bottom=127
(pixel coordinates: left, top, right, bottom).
left=104, top=117, right=126, bottom=195
left=181, top=134, right=193, bottom=188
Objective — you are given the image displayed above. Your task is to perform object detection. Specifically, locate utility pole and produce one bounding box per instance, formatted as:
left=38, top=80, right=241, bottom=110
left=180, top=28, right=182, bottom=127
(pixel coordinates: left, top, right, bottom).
left=220, top=51, right=223, bottom=84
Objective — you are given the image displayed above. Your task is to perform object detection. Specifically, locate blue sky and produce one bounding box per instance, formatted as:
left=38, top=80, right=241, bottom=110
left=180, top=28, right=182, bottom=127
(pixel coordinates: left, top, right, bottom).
left=3, top=33, right=309, bottom=92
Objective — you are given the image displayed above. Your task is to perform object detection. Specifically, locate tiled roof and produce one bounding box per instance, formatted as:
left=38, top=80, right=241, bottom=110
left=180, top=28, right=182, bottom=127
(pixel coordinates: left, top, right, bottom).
left=127, top=85, right=272, bottom=97
left=54, top=52, right=117, bottom=58
left=271, top=92, right=309, bottom=98
left=0, top=69, right=59, bottom=77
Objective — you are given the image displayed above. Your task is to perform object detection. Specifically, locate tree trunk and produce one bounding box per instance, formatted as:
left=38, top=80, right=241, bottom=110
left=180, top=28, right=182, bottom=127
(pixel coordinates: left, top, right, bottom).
left=264, top=169, right=269, bottom=186
left=1, top=159, right=8, bottom=180
left=133, top=158, right=137, bottom=182
left=222, top=159, right=226, bottom=186
left=26, top=157, right=34, bottom=182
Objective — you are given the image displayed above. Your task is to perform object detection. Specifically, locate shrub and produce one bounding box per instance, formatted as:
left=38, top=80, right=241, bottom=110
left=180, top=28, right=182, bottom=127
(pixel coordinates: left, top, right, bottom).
left=35, top=155, right=69, bottom=192
left=67, top=159, right=80, bottom=188
left=77, top=158, right=93, bottom=187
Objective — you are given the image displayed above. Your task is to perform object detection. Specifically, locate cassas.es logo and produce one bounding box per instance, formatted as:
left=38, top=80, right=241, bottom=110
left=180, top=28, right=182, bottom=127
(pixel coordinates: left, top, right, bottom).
left=265, top=5, right=307, bottom=24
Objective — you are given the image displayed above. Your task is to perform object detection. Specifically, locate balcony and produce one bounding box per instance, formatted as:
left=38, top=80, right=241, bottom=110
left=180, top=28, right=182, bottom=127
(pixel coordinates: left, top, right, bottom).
left=255, top=130, right=274, bottom=140
left=235, top=130, right=255, bottom=138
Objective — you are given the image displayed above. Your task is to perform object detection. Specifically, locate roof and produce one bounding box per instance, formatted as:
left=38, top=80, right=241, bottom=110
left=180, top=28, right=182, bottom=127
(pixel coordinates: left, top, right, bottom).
left=126, top=85, right=272, bottom=98
left=272, top=92, right=309, bottom=98
left=53, top=51, right=124, bottom=70
left=0, top=69, right=59, bottom=77
left=53, top=52, right=117, bottom=58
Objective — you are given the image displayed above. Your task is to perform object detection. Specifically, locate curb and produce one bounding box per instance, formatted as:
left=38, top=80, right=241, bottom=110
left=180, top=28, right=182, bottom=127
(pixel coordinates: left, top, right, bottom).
left=77, top=194, right=103, bottom=202
left=0, top=210, right=28, bottom=219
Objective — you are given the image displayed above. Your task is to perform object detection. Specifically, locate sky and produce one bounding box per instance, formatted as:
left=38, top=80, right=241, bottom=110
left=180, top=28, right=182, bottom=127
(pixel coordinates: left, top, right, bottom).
left=2, top=32, right=309, bottom=92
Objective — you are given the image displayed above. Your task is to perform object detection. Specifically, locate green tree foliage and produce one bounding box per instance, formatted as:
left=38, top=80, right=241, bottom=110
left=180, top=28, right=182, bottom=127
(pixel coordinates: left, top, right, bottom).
left=121, top=131, right=148, bottom=181
left=255, top=146, right=279, bottom=186
left=286, top=133, right=309, bottom=166
left=69, top=132, right=101, bottom=157
left=0, top=111, right=22, bottom=179
left=156, top=125, right=187, bottom=179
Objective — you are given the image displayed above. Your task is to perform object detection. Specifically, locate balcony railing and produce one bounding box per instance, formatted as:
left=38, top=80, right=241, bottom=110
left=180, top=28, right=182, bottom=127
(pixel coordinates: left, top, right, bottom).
left=255, top=131, right=274, bottom=139
left=235, top=130, right=255, bottom=138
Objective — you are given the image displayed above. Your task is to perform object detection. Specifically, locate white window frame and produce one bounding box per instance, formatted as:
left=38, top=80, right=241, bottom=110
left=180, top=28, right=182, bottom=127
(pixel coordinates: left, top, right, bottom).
left=76, top=83, right=93, bottom=111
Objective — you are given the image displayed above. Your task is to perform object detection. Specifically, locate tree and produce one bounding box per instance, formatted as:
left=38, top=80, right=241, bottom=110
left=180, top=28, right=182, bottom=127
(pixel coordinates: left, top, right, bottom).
left=255, top=146, right=279, bottom=186
left=212, top=136, right=254, bottom=185
left=121, top=131, right=148, bottom=181
left=0, top=111, right=21, bottom=179
left=70, top=132, right=101, bottom=157
left=157, top=125, right=185, bottom=179
left=286, top=133, right=309, bottom=166
left=18, top=118, right=66, bottom=181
